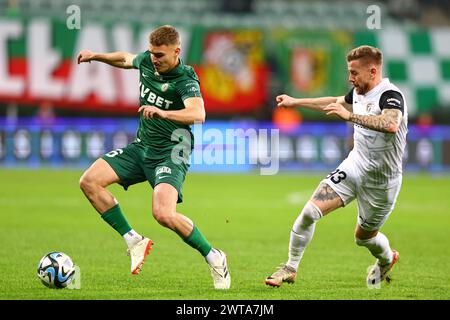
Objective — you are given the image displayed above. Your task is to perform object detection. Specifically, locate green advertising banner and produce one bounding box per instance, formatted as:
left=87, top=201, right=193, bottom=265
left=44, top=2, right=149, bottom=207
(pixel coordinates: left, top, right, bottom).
left=269, top=29, right=351, bottom=96
left=267, top=29, right=352, bottom=119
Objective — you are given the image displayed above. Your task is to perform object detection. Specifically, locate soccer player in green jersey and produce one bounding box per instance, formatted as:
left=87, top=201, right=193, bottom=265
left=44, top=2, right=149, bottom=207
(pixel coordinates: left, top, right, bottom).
left=77, top=25, right=230, bottom=289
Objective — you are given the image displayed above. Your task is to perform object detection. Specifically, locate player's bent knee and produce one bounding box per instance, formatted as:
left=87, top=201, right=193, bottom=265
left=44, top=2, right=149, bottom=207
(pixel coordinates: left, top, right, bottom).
left=79, top=172, right=94, bottom=193
left=293, top=201, right=322, bottom=230
left=301, top=201, right=323, bottom=223
left=152, top=207, right=175, bottom=228
left=354, top=226, right=379, bottom=244
left=154, top=214, right=175, bottom=229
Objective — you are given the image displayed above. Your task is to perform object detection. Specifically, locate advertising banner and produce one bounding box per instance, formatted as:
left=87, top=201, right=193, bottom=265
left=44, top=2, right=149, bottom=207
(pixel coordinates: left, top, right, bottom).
left=191, top=29, right=269, bottom=114
left=269, top=29, right=351, bottom=98
left=0, top=18, right=269, bottom=115
left=0, top=18, right=160, bottom=114
left=1, top=118, right=448, bottom=173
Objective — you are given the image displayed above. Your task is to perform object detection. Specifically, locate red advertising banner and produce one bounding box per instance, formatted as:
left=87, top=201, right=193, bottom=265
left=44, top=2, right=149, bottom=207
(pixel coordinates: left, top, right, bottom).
left=193, top=30, right=269, bottom=114
left=0, top=19, right=268, bottom=115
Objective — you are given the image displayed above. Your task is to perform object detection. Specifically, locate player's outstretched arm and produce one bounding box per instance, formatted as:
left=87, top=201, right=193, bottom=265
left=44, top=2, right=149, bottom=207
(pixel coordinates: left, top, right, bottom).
left=138, top=97, right=206, bottom=125
left=77, top=50, right=137, bottom=69
left=276, top=94, right=350, bottom=112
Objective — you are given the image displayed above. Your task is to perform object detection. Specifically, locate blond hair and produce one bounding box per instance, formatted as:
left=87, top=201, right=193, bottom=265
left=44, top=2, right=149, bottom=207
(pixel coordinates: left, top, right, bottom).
left=347, top=45, right=382, bottom=66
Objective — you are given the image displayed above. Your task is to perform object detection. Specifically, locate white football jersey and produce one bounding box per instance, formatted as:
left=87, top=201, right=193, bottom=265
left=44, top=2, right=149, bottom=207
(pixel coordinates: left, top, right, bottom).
left=344, top=78, right=408, bottom=188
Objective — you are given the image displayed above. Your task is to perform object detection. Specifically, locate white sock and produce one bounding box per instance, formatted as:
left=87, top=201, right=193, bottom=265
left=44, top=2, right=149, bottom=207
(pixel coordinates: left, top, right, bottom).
left=205, top=248, right=220, bottom=265
left=123, top=229, right=144, bottom=249
left=355, top=232, right=393, bottom=265
left=287, top=201, right=322, bottom=271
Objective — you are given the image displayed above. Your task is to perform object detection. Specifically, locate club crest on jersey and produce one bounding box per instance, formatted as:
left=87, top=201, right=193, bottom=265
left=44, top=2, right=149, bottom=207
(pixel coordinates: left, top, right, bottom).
left=156, top=166, right=172, bottom=176
left=366, top=102, right=375, bottom=113
left=161, top=83, right=169, bottom=92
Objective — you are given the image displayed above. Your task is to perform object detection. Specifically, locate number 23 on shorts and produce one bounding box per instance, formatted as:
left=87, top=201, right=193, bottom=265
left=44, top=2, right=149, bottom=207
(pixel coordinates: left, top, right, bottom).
left=327, top=169, right=347, bottom=184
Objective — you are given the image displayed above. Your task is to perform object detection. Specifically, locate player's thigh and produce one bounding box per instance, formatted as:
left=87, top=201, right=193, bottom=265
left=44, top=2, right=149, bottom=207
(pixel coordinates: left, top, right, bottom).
left=310, top=182, right=344, bottom=216
left=80, top=158, right=120, bottom=188
left=102, top=144, right=147, bottom=189
left=356, top=179, right=402, bottom=232
left=152, top=183, right=178, bottom=217
left=145, top=159, right=188, bottom=204
left=311, top=164, right=357, bottom=216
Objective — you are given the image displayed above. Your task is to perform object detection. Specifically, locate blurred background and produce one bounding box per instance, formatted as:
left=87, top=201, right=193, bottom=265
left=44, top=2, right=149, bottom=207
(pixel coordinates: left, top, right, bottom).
left=1, top=0, right=450, bottom=173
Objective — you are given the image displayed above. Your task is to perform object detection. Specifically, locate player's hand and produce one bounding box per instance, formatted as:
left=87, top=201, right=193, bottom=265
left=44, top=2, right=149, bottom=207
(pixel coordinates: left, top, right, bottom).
left=77, top=50, right=95, bottom=64
left=323, top=103, right=351, bottom=121
left=138, top=105, right=167, bottom=120
left=276, top=94, right=297, bottom=108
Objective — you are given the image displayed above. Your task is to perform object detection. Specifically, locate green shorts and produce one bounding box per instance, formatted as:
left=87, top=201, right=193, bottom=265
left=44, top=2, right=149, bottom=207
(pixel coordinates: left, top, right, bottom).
left=102, top=142, right=189, bottom=203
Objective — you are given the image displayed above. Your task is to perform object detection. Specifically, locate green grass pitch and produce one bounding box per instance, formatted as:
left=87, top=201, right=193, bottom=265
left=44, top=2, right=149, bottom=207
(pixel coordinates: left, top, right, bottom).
left=0, top=169, right=449, bottom=300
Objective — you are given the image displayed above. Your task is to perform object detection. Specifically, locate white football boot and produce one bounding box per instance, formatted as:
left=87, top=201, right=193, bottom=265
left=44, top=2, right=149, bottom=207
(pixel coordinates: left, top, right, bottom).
left=367, top=250, right=399, bottom=286
left=207, top=249, right=231, bottom=289
left=265, top=264, right=297, bottom=287
left=127, top=237, right=153, bottom=275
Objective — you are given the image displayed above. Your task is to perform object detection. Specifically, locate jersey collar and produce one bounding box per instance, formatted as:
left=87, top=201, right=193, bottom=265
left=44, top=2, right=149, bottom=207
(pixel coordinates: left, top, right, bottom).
left=154, top=58, right=184, bottom=80
left=363, top=78, right=390, bottom=98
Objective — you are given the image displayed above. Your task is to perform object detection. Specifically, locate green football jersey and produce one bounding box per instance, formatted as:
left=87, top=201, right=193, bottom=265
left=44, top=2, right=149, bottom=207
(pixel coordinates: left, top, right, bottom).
left=132, top=51, right=202, bottom=157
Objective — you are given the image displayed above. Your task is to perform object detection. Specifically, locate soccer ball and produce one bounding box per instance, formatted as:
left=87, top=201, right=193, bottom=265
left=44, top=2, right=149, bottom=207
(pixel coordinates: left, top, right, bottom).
left=37, top=252, right=76, bottom=289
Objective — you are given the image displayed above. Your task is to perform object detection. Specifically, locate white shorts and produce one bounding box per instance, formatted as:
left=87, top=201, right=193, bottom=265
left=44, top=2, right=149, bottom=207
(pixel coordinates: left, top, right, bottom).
left=321, top=156, right=402, bottom=231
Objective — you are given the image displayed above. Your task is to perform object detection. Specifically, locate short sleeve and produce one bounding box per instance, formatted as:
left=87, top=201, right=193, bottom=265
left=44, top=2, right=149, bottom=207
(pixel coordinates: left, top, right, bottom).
left=132, top=51, right=148, bottom=69
left=379, top=90, right=404, bottom=114
left=344, top=88, right=354, bottom=104
left=176, top=79, right=202, bottom=100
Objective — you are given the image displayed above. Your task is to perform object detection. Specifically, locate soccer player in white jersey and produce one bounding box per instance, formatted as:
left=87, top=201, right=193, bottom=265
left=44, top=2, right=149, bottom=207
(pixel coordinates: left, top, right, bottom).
left=265, top=45, right=407, bottom=287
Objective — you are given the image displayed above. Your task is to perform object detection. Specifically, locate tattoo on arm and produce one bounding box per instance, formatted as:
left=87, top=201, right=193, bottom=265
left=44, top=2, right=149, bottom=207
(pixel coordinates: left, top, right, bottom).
left=313, top=183, right=340, bottom=201
left=349, top=109, right=401, bottom=133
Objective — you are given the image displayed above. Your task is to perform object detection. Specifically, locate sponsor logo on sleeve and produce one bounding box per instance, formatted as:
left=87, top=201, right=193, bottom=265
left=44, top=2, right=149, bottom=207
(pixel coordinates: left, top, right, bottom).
left=156, top=166, right=172, bottom=176
left=387, top=98, right=401, bottom=107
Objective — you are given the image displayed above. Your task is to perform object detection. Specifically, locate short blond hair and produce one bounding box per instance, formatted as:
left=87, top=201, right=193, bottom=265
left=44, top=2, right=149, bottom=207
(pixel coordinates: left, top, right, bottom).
left=347, top=45, right=382, bottom=66
left=149, top=25, right=180, bottom=47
